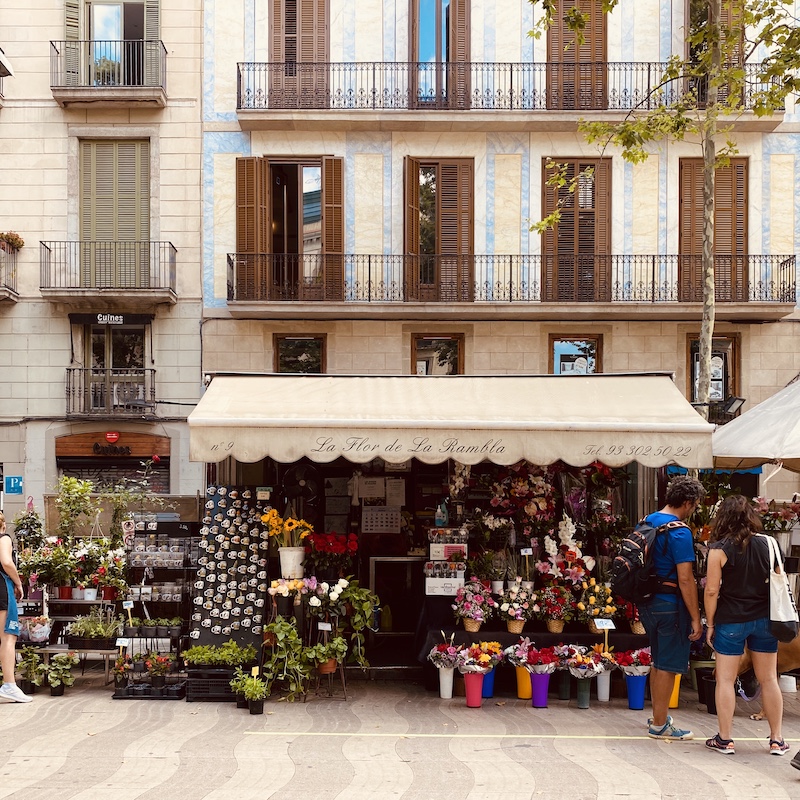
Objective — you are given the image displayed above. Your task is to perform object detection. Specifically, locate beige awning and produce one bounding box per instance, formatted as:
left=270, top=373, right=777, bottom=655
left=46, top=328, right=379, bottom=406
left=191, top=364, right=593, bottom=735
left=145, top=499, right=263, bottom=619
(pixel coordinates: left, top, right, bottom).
left=188, top=373, right=713, bottom=468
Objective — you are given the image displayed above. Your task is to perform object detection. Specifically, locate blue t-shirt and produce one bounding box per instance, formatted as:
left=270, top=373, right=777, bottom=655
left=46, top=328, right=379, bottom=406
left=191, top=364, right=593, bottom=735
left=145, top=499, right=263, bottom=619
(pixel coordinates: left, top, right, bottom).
left=645, top=512, right=695, bottom=604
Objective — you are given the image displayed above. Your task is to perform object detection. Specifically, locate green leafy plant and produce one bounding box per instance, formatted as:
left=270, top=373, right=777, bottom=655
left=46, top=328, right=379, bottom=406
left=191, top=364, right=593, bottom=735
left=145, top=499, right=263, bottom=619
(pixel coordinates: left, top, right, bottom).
left=12, top=507, right=45, bottom=550
left=339, top=580, right=380, bottom=669
left=144, top=652, right=174, bottom=676
left=43, top=652, right=80, bottom=688
left=229, top=666, right=249, bottom=696
left=241, top=674, right=269, bottom=701
left=465, top=551, right=495, bottom=582
left=17, top=647, right=44, bottom=686
left=182, top=641, right=257, bottom=668
left=67, top=608, right=122, bottom=639
left=306, top=636, right=348, bottom=666
left=262, top=617, right=312, bottom=701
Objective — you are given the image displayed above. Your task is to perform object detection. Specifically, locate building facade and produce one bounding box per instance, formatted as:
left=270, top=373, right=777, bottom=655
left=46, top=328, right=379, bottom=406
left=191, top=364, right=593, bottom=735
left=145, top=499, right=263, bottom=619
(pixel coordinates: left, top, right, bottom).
left=201, top=0, right=800, bottom=500
left=0, top=0, right=205, bottom=520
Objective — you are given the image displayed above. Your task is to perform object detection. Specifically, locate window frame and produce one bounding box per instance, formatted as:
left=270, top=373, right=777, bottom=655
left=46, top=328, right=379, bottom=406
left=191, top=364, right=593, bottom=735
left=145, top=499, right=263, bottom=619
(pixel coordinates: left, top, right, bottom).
left=274, top=333, right=327, bottom=373
left=686, top=332, right=740, bottom=404
left=410, top=333, right=465, bottom=375
left=548, top=333, right=603, bottom=375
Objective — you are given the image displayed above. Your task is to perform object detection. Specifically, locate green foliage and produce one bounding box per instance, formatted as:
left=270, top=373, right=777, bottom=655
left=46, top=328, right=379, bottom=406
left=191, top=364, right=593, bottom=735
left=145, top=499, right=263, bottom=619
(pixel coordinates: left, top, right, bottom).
left=306, top=636, right=348, bottom=666
left=262, top=617, right=313, bottom=701
left=42, top=652, right=80, bottom=688
left=12, top=507, right=45, bottom=550
left=17, top=647, right=44, bottom=685
left=182, top=641, right=257, bottom=667
left=339, top=580, right=380, bottom=669
left=229, top=666, right=249, bottom=695
left=67, top=608, right=122, bottom=639
left=465, top=551, right=495, bottom=581
left=55, top=476, right=100, bottom=541
left=241, top=674, right=269, bottom=701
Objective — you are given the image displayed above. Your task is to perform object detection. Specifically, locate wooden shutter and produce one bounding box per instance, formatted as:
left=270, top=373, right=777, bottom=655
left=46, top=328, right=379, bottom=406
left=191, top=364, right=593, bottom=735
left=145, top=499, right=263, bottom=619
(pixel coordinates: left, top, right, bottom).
left=438, top=160, right=473, bottom=301
left=404, top=156, right=421, bottom=300
left=299, top=0, right=327, bottom=107
left=449, top=0, right=470, bottom=110
left=80, top=140, right=150, bottom=288
left=65, top=0, right=80, bottom=86
left=321, top=156, right=344, bottom=300
left=235, top=157, right=271, bottom=300
left=144, top=0, right=161, bottom=87
left=678, top=157, right=748, bottom=301
left=546, top=0, right=606, bottom=109
left=541, top=158, right=610, bottom=301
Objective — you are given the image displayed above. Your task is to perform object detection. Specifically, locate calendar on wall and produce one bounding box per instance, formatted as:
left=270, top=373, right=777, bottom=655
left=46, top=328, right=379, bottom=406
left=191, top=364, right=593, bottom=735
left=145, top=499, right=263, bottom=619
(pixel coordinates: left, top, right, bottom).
left=361, top=505, right=402, bottom=534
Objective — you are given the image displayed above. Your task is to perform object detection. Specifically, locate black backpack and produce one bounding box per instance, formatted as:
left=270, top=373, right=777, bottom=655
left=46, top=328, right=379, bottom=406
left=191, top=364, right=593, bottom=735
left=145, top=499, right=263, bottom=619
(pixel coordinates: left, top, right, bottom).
left=611, top=519, right=687, bottom=604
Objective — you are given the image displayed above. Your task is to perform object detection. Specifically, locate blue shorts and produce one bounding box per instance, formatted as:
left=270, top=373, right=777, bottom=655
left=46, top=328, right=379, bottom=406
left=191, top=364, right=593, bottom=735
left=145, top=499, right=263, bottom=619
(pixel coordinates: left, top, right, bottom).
left=0, top=573, right=20, bottom=636
left=712, top=617, right=777, bottom=657
left=639, top=597, right=691, bottom=674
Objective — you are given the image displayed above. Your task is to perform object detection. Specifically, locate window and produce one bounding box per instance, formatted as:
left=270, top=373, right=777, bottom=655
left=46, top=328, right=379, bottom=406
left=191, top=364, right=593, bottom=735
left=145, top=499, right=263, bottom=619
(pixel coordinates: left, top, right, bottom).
left=541, top=158, right=611, bottom=302
left=549, top=335, right=602, bottom=374
left=411, top=334, right=464, bottom=375
left=80, top=139, right=151, bottom=288
left=688, top=334, right=739, bottom=405
left=678, top=158, right=748, bottom=302
left=546, top=0, right=607, bottom=110
left=275, top=335, right=325, bottom=373
left=234, top=156, right=343, bottom=301
left=404, top=157, right=473, bottom=301
left=409, top=0, right=470, bottom=109
left=88, top=323, right=147, bottom=411
left=269, top=0, right=328, bottom=108
left=65, top=0, right=161, bottom=87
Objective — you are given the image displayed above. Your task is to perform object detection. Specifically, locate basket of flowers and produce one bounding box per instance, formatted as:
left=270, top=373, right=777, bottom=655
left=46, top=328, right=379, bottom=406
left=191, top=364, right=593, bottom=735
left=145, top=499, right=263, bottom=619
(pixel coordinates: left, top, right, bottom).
left=538, top=582, right=575, bottom=633
left=452, top=577, right=496, bottom=633
left=495, top=578, right=538, bottom=634
left=576, top=578, right=617, bottom=634
left=616, top=596, right=645, bottom=635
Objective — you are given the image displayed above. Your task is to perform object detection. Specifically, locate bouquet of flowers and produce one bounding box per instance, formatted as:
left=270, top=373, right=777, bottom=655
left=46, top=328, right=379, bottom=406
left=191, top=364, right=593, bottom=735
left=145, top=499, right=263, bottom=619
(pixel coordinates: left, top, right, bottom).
left=590, top=643, right=616, bottom=672
left=306, top=577, right=350, bottom=619
left=753, top=497, right=800, bottom=533
left=496, top=579, right=538, bottom=622
left=304, top=531, right=358, bottom=576
left=565, top=647, right=604, bottom=679
left=526, top=645, right=560, bottom=674
left=452, top=578, right=496, bottom=624
left=427, top=632, right=462, bottom=669
left=260, top=508, right=314, bottom=548
left=503, top=637, right=534, bottom=667
left=90, top=542, right=128, bottom=594
left=456, top=641, right=504, bottom=674
left=615, top=597, right=640, bottom=623
left=575, top=578, right=617, bottom=624
left=537, top=514, right=596, bottom=587
left=537, top=582, right=575, bottom=622
left=615, top=647, right=652, bottom=676
left=268, top=578, right=308, bottom=598
left=490, top=462, right=557, bottom=529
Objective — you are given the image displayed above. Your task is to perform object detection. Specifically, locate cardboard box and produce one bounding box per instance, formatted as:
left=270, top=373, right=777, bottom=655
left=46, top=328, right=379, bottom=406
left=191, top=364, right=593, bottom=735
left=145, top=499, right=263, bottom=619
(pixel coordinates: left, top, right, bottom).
left=428, top=543, right=468, bottom=561
left=425, top=577, right=465, bottom=596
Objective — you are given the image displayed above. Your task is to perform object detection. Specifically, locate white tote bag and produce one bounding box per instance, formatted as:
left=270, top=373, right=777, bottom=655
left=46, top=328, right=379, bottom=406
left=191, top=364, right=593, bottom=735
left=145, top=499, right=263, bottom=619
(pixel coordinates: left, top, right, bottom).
left=762, top=534, right=800, bottom=643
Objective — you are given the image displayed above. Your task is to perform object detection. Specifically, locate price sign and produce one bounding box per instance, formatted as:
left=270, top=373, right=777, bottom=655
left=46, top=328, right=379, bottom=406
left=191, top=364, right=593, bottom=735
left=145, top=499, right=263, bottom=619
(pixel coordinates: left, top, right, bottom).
left=520, top=548, right=533, bottom=556
left=593, top=618, right=616, bottom=630
left=251, top=666, right=260, bottom=677
left=122, top=600, right=134, bottom=610
left=317, top=621, right=332, bottom=632
left=115, top=637, right=130, bottom=648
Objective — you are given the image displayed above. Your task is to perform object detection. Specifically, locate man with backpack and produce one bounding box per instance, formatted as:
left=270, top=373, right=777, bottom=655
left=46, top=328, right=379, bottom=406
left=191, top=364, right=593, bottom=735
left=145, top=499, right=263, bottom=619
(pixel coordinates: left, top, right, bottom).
left=637, top=475, right=705, bottom=741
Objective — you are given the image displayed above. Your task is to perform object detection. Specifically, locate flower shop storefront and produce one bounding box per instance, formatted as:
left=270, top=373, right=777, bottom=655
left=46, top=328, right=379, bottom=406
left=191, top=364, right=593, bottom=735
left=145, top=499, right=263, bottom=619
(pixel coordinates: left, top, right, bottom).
left=188, top=373, right=713, bottom=679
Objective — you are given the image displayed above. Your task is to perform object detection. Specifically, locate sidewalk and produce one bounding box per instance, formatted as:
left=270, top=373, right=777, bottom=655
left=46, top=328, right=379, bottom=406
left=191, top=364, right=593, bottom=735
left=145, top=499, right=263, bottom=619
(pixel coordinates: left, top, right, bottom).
left=1, top=667, right=799, bottom=800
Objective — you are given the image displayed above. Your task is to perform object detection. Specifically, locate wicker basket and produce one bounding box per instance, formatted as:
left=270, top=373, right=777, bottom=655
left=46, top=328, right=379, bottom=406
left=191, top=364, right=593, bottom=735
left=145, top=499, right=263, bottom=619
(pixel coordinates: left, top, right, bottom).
left=463, top=619, right=482, bottom=633
left=546, top=619, right=564, bottom=634
left=506, top=619, right=525, bottom=635
left=587, top=619, right=600, bottom=635
left=630, top=620, right=646, bottom=635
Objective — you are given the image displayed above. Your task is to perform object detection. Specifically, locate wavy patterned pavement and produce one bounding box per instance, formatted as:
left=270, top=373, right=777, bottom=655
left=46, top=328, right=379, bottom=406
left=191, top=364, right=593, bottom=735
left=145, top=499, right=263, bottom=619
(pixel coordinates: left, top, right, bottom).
left=1, top=672, right=800, bottom=799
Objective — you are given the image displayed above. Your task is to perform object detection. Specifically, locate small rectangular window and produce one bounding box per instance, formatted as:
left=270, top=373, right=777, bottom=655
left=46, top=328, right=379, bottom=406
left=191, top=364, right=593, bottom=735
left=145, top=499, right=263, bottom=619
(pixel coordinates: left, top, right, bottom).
left=688, top=335, right=739, bottom=403
left=411, top=334, right=464, bottom=375
left=549, top=335, right=602, bottom=374
left=275, top=335, right=325, bottom=373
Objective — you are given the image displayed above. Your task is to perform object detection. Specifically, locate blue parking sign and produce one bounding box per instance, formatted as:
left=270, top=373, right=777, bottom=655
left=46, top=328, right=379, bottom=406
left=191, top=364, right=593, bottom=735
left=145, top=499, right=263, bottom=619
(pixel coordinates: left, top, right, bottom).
left=4, top=476, right=23, bottom=495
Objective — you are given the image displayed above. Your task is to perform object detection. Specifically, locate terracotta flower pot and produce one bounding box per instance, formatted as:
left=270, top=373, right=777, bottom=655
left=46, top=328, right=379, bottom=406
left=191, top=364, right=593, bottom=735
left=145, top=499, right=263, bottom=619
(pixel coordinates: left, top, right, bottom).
left=318, top=658, right=338, bottom=675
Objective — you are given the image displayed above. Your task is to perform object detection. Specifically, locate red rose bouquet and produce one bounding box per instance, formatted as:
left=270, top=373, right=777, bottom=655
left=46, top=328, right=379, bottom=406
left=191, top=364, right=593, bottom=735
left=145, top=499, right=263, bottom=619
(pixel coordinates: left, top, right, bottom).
left=615, top=647, right=652, bottom=675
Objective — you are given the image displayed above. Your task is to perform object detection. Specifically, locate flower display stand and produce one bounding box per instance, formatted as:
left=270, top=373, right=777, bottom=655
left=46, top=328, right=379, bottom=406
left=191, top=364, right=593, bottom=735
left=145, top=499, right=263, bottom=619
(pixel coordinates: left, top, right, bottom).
left=530, top=672, right=551, bottom=708
left=625, top=674, right=648, bottom=710
left=515, top=666, right=532, bottom=699
left=463, top=672, right=485, bottom=707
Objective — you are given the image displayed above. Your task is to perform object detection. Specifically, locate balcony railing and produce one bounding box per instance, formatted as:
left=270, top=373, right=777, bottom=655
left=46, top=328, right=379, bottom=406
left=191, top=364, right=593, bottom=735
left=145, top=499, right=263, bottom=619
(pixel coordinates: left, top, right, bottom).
left=0, top=246, right=18, bottom=296
left=66, top=368, right=157, bottom=418
left=237, top=61, right=778, bottom=112
left=41, top=241, right=176, bottom=292
left=226, top=253, right=796, bottom=304
left=50, top=39, right=167, bottom=91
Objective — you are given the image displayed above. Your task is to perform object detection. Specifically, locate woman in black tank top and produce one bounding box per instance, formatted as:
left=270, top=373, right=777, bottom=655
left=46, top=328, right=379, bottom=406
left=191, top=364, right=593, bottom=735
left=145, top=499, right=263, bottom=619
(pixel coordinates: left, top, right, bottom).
left=703, top=495, right=786, bottom=755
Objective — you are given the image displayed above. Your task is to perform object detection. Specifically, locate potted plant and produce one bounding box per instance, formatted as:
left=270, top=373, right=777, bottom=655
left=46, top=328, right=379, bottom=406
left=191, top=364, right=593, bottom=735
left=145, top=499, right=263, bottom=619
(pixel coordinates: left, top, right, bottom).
left=16, top=646, right=44, bottom=695
left=141, top=617, right=159, bottom=638
left=229, top=666, right=249, bottom=709
left=615, top=647, right=653, bottom=711
left=241, top=674, right=269, bottom=714
left=167, top=617, right=182, bottom=639
left=451, top=577, right=496, bottom=633
left=0, top=231, right=24, bottom=252
left=495, top=578, right=538, bottom=634
left=54, top=476, right=100, bottom=542
left=144, top=652, right=174, bottom=690
left=575, top=578, right=617, bottom=634
left=261, top=508, right=314, bottom=578
left=304, top=531, right=358, bottom=581
left=427, top=632, right=463, bottom=699
left=464, top=551, right=495, bottom=587
left=306, top=636, right=348, bottom=674
left=43, top=651, right=80, bottom=695
left=123, top=616, right=141, bottom=638
left=132, top=651, right=147, bottom=673
left=66, top=607, right=122, bottom=650
left=261, top=617, right=313, bottom=701
left=537, top=582, right=575, bottom=633
left=155, top=618, right=170, bottom=638
left=112, top=654, right=132, bottom=692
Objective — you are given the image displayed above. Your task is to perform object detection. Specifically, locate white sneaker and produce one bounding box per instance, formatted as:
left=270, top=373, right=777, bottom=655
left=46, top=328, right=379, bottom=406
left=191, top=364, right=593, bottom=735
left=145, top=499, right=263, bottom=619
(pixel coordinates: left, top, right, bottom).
left=0, top=683, right=33, bottom=703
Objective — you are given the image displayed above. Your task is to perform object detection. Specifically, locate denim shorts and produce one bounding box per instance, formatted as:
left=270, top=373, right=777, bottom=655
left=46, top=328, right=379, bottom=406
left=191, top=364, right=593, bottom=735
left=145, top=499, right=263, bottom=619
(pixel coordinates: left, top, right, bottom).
left=712, top=616, right=777, bottom=657
left=638, top=597, right=691, bottom=674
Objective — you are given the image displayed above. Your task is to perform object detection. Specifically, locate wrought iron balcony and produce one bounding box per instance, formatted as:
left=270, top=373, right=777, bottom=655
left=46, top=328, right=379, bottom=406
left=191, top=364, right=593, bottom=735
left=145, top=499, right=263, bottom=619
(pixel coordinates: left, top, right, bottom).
left=66, top=368, right=157, bottom=418
left=40, top=241, right=177, bottom=308
left=0, top=245, right=18, bottom=301
left=237, top=61, right=778, bottom=113
left=50, top=40, right=167, bottom=107
left=227, top=252, right=796, bottom=309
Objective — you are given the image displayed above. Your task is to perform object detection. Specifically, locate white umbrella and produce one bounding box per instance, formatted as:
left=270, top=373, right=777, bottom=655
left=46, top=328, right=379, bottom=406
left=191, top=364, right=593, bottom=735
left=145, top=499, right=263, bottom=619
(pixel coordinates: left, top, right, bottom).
left=713, top=379, right=800, bottom=473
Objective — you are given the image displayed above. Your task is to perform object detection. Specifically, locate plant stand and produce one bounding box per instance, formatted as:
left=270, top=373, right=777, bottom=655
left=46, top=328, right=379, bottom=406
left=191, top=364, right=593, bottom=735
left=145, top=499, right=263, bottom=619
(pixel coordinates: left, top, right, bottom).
left=311, top=628, right=347, bottom=701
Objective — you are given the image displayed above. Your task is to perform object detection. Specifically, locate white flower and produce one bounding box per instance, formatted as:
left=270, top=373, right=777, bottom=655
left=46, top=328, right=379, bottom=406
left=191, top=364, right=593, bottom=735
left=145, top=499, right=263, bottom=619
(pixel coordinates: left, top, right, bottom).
left=337, top=578, right=349, bottom=589
left=500, top=603, right=510, bottom=612
left=320, top=582, right=329, bottom=592
left=330, top=591, right=340, bottom=602
left=544, top=536, right=558, bottom=557
left=309, top=596, right=321, bottom=607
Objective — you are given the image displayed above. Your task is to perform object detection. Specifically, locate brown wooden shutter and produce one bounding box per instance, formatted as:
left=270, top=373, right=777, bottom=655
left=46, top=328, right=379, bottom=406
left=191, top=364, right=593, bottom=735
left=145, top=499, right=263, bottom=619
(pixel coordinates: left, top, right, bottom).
left=678, top=157, right=748, bottom=302
left=404, top=156, right=421, bottom=300
left=438, top=159, right=473, bottom=301
left=450, top=0, right=471, bottom=110
left=321, top=156, right=344, bottom=301
left=235, top=157, right=271, bottom=300
left=592, top=159, right=611, bottom=300
left=298, top=0, right=327, bottom=107
left=546, top=0, right=606, bottom=109
left=270, top=0, right=294, bottom=106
